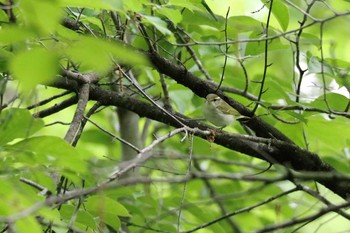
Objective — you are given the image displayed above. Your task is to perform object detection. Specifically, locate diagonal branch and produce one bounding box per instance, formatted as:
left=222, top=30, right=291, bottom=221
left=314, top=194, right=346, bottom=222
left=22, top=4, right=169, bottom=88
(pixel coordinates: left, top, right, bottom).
left=147, top=51, right=293, bottom=143
left=32, top=95, right=78, bottom=118
left=49, top=78, right=350, bottom=199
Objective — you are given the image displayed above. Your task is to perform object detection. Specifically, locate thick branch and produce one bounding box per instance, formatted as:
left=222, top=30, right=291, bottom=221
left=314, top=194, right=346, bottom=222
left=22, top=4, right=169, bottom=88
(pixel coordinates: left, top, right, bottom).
left=49, top=79, right=350, bottom=199
left=64, top=84, right=90, bottom=144
left=147, top=51, right=293, bottom=143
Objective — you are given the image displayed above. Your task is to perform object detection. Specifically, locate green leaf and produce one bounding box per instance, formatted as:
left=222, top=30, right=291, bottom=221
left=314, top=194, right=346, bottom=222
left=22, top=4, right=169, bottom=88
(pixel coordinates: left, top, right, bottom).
left=308, top=93, right=349, bottom=111
left=167, top=0, right=202, bottom=11
left=80, top=128, right=114, bottom=144
left=306, top=116, right=350, bottom=155
left=324, top=58, right=350, bottom=69
left=323, top=156, right=350, bottom=173
left=86, top=195, right=131, bottom=217
left=60, top=204, right=97, bottom=230
left=9, top=48, right=59, bottom=92
left=38, top=208, right=61, bottom=223
left=56, top=24, right=80, bottom=40
left=275, top=122, right=306, bottom=147
left=65, top=36, right=148, bottom=73
left=245, top=32, right=289, bottom=56
left=20, top=0, right=62, bottom=34
left=0, top=108, right=44, bottom=146
left=300, top=33, right=320, bottom=47
left=227, top=16, right=262, bottom=36
left=15, top=216, right=42, bottom=233
left=284, top=111, right=308, bottom=123
left=80, top=15, right=104, bottom=32
left=264, top=0, right=289, bottom=31
left=0, top=48, right=13, bottom=72
left=6, top=136, right=88, bottom=173
left=85, top=195, right=131, bottom=231
left=0, top=180, right=14, bottom=215
left=323, top=58, right=350, bottom=91
left=308, top=56, right=334, bottom=75
left=0, top=7, right=8, bottom=23
left=0, top=26, right=34, bottom=45
left=123, top=0, right=149, bottom=12
left=143, top=15, right=172, bottom=36
left=185, top=205, right=226, bottom=233
left=169, top=89, right=194, bottom=113
left=261, top=79, right=293, bottom=103
left=157, top=7, right=183, bottom=26
left=59, top=0, right=121, bottom=11
left=200, top=0, right=217, bottom=21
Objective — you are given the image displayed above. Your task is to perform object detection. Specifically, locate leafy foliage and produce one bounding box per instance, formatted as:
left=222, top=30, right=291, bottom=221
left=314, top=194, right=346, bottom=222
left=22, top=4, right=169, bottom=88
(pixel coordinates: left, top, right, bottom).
left=1, top=0, right=350, bottom=233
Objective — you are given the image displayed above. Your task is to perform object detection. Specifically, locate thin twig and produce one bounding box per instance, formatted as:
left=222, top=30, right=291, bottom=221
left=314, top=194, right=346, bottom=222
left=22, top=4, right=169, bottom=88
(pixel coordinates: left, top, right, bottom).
left=169, top=10, right=350, bottom=47
left=319, top=22, right=332, bottom=113
left=117, top=65, right=187, bottom=128
left=19, top=177, right=50, bottom=196
left=299, top=184, right=350, bottom=220
left=176, top=27, right=213, bottom=80
left=192, top=160, right=242, bottom=232
left=177, top=133, right=194, bottom=232
left=268, top=104, right=350, bottom=118
left=294, top=0, right=317, bottom=103
left=216, top=7, right=230, bottom=91
left=151, top=20, right=172, bottom=109
left=256, top=199, right=350, bottom=233
left=238, top=59, right=249, bottom=95
left=252, top=0, right=274, bottom=113
left=186, top=186, right=300, bottom=233
left=27, top=91, right=71, bottom=110
left=84, top=116, right=141, bottom=153
left=218, top=84, right=258, bottom=101
left=107, top=127, right=199, bottom=182
left=68, top=197, right=84, bottom=230
left=33, top=95, right=78, bottom=118
left=45, top=121, right=71, bottom=126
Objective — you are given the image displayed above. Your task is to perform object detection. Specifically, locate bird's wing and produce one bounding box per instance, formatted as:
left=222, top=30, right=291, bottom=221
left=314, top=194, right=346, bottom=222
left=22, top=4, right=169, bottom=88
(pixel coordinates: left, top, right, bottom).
left=216, top=101, right=240, bottom=116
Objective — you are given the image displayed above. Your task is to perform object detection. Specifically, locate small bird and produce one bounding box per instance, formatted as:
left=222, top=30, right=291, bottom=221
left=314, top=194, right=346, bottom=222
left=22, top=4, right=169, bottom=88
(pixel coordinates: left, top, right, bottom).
left=202, top=94, right=241, bottom=128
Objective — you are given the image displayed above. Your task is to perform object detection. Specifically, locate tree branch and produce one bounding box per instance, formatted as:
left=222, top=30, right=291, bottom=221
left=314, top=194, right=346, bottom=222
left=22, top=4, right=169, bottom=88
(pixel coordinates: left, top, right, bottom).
left=147, top=50, right=293, bottom=143
left=64, top=83, right=89, bottom=144
left=48, top=78, right=350, bottom=199
left=32, top=95, right=78, bottom=118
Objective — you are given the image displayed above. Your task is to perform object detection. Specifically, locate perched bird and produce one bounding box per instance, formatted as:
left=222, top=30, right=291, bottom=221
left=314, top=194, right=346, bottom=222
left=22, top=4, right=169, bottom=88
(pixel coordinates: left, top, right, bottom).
left=202, top=93, right=241, bottom=128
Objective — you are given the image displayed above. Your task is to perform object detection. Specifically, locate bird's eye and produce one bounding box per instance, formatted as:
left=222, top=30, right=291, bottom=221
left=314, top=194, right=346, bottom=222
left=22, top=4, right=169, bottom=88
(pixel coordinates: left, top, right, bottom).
left=213, top=97, right=220, bottom=102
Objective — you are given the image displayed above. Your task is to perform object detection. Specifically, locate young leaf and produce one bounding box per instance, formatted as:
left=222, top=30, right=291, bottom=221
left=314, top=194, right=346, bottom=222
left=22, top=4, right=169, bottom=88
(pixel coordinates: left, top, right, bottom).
left=157, top=7, right=183, bottom=26
left=15, top=216, right=42, bottom=233
left=20, top=0, right=62, bottom=34
left=60, top=0, right=121, bottom=11
left=9, top=48, right=59, bottom=92
left=142, top=15, right=173, bottom=36
left=65, top=36, right=148, bottom=73
left=0, top=108, right=44, bottom=146
left=85, top=195, right=131, bottom=231
left=265, top=0, right=289, bottom=31
left=6, top=136, right=88, bottom=173
left=308, top=56, right=334, bottom=75
left=0, top=26, right=34, bottom=45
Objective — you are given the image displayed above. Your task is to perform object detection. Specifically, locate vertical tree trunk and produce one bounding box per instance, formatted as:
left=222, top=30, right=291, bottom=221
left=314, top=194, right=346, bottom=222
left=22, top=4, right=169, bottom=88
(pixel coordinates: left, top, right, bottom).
left=117, top=108, right=141, bottom=164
